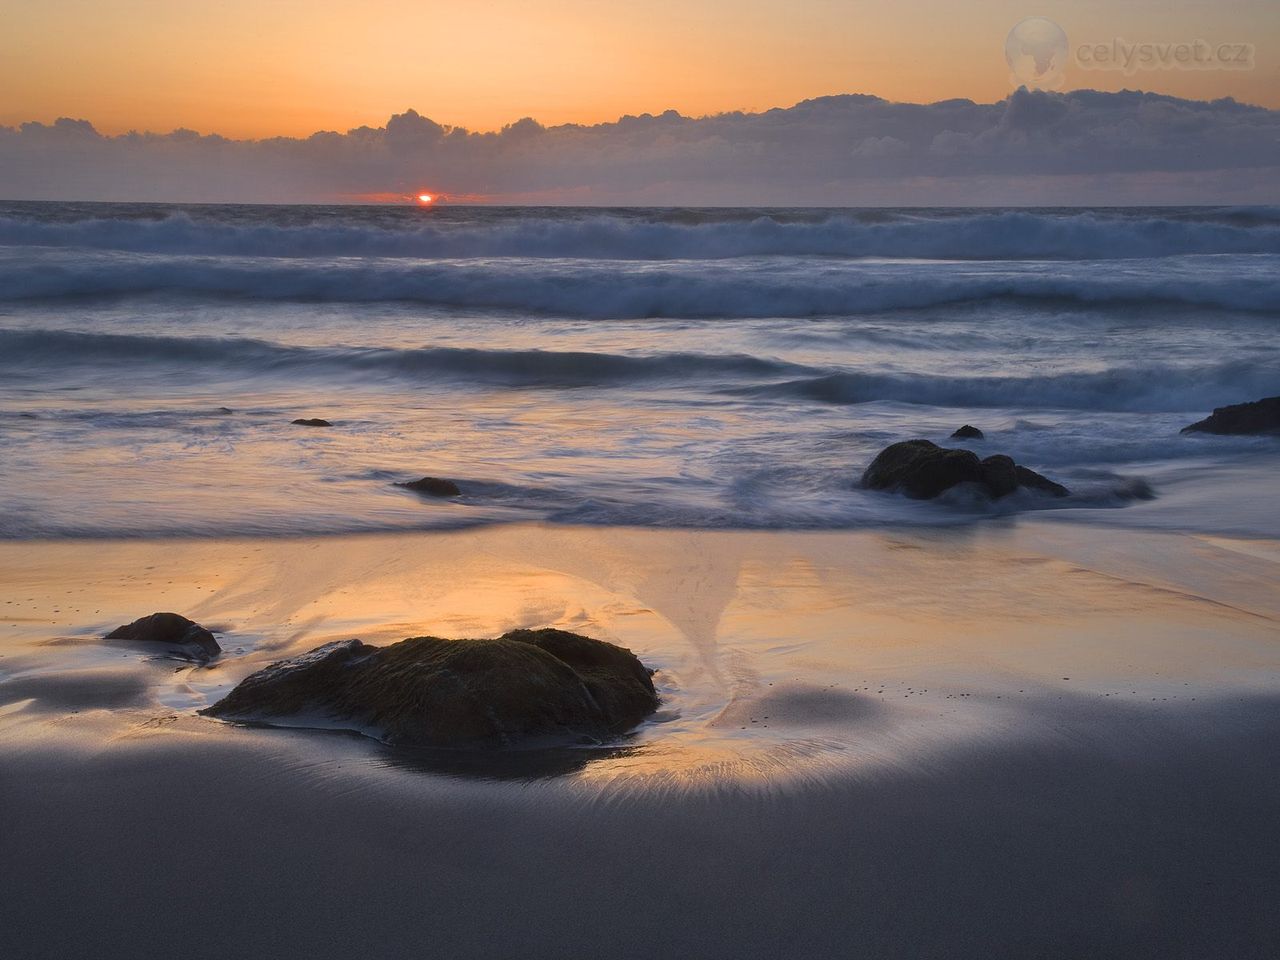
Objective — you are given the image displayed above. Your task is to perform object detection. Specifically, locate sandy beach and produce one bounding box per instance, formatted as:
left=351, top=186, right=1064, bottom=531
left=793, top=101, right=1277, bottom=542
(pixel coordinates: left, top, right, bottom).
left=6, top=1, right=1280, bottom=953
left=3, top=520, right=1278, bottom=958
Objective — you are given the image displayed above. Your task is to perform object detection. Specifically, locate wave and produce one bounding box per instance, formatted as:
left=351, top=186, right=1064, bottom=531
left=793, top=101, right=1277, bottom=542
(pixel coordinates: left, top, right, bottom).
left=742, top=363, right=1280, bottom=413
left=5, top=329, right=1275, bottom=412
left=3, top=250, right=1278, bottom=316
left=0, top=479, right=1159, bottom=539
left=4, top=207, right=1280, bottom=261
left=0, top=328, right=809, bottom=387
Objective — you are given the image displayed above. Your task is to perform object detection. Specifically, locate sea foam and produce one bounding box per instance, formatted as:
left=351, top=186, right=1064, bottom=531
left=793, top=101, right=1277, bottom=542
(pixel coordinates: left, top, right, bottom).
left=2, top=248, right=1277, bottom=316
left=3, top=206, right=1280, bottom=260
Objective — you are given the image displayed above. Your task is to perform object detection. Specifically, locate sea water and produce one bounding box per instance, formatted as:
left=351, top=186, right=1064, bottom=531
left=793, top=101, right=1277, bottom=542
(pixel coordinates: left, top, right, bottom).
left=0, top=203, right=1276, bottom=539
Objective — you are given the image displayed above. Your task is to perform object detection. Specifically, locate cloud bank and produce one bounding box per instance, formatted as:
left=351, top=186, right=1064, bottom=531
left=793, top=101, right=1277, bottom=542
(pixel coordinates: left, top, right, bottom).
left=2, top=89, right=1278, bottom=205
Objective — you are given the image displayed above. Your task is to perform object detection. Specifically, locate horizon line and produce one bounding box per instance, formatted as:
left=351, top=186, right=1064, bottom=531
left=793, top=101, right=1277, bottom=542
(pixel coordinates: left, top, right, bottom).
left=1, top=198, right=1268, bottom=210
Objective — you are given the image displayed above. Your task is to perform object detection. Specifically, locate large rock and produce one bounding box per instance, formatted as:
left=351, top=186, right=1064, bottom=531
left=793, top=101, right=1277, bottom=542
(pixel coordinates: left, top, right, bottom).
left=1181, top=396, right=1280, bottom=436
left=202, top=628, right=659, bottom=748
left=861, top=440, right=1068, bottom=500
left=291, top=417, right=332, bottom=427
left=951, top=424, right=985, bottom=440
left=106, top=612, right=221, bottom=662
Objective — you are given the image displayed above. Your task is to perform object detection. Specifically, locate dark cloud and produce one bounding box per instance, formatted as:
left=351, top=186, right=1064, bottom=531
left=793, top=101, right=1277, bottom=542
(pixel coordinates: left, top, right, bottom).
left=2, top=89, right=1277, bottom=204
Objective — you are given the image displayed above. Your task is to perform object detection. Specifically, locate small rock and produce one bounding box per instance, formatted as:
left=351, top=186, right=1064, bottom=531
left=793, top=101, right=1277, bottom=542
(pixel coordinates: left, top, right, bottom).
left=397, top=476, right=461, bottom=497
left=979, top=454, right=1019, bottom=498
left=951, top=425, right=984, bottom=440
left=291, top=418, right=332, bottom=427
left=1013, top=464, right=1069, bottom=498
left=1181, top=396, right=1280, bottom=436
left=860, top=439, right=984, bottom=499
left=106, top=612, right=221, bottom=662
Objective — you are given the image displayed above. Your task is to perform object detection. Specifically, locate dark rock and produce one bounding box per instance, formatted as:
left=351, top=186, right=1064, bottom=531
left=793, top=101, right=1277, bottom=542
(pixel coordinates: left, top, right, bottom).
left=951, top=425, right=985, bottom=440
left=860, top=439, right=983, bottom=499
left=1013, top=465, right=1070, bottom=498
left=291, top=418, right=332, bottom=427
left=106, top=612, right=221, bottom=662
left=1181, top=396, right=1280, bottom=436
left=397, top=476, right=461, bottom=497
left=979, top=455, right=1019, bottom=498
left=216, top=406, right=235, bottom=415
left=861, top=439, right=1069, bottom=500
left=1112, top=477, right=1157, bottom=501
left=202, top=628, right=659, bottom=748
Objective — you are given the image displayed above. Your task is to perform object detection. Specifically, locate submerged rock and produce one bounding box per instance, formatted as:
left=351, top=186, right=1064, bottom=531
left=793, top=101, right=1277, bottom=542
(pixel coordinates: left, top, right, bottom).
left=1012, top=464, right=1069, bottom=498
left=291, top=417, right=332, bottom=427
left=861, top=439, right=983, bottom=499
left=397, top=476, right=461, bottom=497
left=951, top=424, right=985, bottom=440
left=978, top=454, right=1019, bottom=498
left=202, top=628, right=659, bottom=748
left=1181, top=396, right=1280, bottom=436
left=106, top=612, right=221, bottom=662
left=861, top=439, right=1068, bottom=500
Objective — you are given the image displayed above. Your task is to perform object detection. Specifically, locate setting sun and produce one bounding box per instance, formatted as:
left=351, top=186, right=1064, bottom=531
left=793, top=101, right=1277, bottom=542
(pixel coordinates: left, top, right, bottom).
left=417, top=193, right=434, bottom=204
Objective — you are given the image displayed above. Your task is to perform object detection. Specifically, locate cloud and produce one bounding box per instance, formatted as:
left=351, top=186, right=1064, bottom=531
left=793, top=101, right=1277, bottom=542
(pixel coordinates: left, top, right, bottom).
left=850, top=135, right=909, bottom=159
left=2, top=88, right=1277, bottom=204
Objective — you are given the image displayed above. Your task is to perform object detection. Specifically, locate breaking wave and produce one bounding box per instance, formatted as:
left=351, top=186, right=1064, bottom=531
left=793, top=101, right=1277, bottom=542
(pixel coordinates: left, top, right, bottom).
left=5, top=328, right=1274, bottom=411
left=2, top=249, right=1277, bottom=316
left=3, top=206, right=1280, bottom=261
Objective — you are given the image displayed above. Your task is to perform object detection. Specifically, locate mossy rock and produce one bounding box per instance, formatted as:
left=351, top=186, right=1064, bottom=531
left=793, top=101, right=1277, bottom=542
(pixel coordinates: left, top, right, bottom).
left=202, top=628, right=658, bottom=748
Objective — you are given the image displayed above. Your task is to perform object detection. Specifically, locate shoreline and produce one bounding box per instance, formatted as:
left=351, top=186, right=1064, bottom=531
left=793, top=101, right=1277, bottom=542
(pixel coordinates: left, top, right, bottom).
left=3, top=520, right=1277, bottom=779
left=3, top=521, right=1279, bottom=956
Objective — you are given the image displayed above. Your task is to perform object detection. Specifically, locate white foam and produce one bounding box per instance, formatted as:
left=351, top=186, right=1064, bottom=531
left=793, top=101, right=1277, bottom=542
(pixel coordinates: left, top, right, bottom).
left=4, top=207, right=1280, bottom=260
left=1, top=247, right=1277, bottom=316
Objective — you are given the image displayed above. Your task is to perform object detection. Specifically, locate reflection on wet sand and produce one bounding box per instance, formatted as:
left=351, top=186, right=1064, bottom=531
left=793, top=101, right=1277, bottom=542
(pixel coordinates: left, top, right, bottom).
left=377, top=739, right=643, bottom=781
left=1, top=521, right=1277, bottom=790
left=3, top=522, right=1279, bottom=960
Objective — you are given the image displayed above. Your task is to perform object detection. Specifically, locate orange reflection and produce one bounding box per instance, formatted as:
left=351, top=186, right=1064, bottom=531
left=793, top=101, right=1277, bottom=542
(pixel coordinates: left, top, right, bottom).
left=7, top=523, right=1278, bottom=790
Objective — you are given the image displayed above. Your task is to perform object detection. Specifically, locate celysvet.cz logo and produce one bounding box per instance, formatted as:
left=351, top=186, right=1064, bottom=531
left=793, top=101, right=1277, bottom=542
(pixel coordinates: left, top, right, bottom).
left=1005, top=17, right=1256, bottom=90
left=1076, top=38, right=1255, bottom=74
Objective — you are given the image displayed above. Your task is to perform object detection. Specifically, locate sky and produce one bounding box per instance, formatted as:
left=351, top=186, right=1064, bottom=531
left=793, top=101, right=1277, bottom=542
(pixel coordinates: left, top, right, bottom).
left=2, top=0, right=1278, bottom=203
left=4, top=0, right=1278, bottom=136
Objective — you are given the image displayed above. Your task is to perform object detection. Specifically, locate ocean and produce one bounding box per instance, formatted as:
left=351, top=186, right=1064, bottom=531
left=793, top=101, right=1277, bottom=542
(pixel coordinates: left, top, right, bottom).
left=1, top=202, right=1277, bottom=539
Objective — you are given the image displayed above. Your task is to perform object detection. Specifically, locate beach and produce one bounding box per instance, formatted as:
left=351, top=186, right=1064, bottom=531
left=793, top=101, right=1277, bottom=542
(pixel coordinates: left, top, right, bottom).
left=2, top=202, right=1278, bottom=956
left=3, top=521, right=1279, bottom=958
left=7, top=0, right=1280, bottom=944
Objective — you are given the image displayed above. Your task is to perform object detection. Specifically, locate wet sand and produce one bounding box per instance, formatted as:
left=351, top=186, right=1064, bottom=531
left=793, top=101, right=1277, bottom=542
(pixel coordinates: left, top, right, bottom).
left=2, top=522, right=1278, bottom=958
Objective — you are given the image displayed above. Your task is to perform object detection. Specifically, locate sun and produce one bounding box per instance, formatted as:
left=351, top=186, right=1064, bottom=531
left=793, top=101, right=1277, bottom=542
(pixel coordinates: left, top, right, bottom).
left=416, top=193, right=434, bottom=204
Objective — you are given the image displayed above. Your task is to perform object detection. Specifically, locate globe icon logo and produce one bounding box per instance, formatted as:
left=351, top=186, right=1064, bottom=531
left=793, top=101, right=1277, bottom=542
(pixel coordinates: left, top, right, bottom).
left=1005, top=17, right=1069, bottom=89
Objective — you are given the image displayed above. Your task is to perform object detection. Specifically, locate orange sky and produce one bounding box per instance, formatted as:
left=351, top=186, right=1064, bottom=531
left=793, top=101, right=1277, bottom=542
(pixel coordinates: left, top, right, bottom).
left=3, top=0, right=1277, bottom=137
